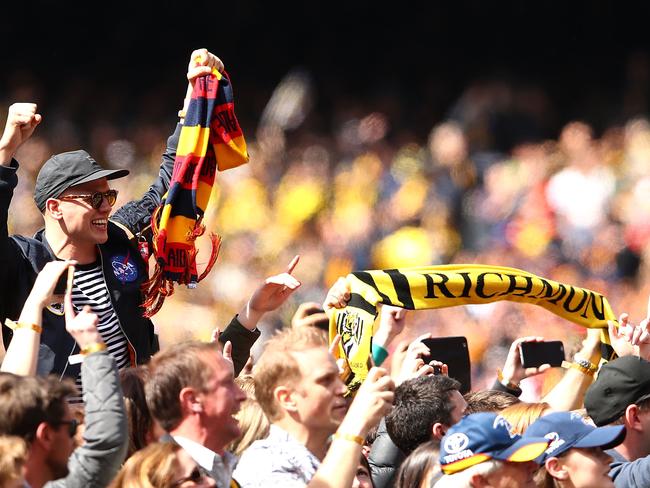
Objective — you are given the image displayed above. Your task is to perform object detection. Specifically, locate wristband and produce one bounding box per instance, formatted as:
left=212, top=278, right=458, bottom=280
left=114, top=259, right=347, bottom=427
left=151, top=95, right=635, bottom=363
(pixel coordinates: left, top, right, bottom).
left=5, top=318, right=42, bottom=334
left=80, top=342, right=107, bottom=355
left=371, top=343, right=389, bottom=367
left=333, top=432, right=364, bottom=446
left=561, top=359, right=596, bottom=377
left=496, top=368, right=520, bottom=390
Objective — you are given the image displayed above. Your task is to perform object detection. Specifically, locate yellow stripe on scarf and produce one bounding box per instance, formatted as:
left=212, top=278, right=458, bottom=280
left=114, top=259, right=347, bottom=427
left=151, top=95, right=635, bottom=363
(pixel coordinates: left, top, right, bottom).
left=328, top=264, right=617, bottom=391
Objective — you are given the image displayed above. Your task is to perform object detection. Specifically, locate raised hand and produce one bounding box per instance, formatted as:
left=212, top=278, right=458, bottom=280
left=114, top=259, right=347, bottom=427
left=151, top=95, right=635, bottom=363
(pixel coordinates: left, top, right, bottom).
left=323, top=277, right=351, bottom=311
left=239, top=255, right=301, bottom=330
left=499, top=336, right=551, bottom=388
left=338, top=367, right=395, bottom=438
left=374, top=305, right=408, bottom=350
left=0, top=103, right=41, bottom=164
left=64, top=290, right=102, bottom=350
left=187, top=48, right=225, bottom=84
left=24, top=260, right=75, bottom=308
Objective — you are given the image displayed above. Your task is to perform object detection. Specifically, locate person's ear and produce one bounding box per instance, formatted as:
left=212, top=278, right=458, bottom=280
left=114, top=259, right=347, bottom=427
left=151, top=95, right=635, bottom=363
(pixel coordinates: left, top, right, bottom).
left=34, top=422, right=54, bottom=450
left=432, top=422, right=447, bottom=440
left=625, top=404, right=643, bottom=431
left=179, top=387, right=202, bottom=414
left=275, top=385, right=298, bottom=413
left=45, top=198, right=63, bottom=220
left=469, top=473, right=490, bottom=487
left=545, top=457, right=569, bottom=481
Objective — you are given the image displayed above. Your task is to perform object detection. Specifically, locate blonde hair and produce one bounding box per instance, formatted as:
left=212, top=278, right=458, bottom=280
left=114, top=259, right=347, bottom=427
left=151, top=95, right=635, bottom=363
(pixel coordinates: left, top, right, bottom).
left=0, top=436, right=27, bottom=487
left=254, top=327, right=328, bottom=421
left=109, top=442, right=182, bottom=488
left=499, top=402, right=551, bottom=435
left=228, top=376, right=270, bottom=456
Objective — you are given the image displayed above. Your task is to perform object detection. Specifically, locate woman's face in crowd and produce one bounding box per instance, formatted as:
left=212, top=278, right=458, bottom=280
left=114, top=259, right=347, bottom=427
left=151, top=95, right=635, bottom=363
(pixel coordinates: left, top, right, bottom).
left=352, top=462, right=373, bottom=488
left=552, top=447, right=614, bottom=488
left=172, top=448, right=216, bottom=487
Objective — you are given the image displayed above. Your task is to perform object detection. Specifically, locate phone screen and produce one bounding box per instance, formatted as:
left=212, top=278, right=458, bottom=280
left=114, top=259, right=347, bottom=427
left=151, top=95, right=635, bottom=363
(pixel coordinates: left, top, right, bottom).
left=519, top=341, right=565, bottom=368
left=419, top=336, right=471, bottom=394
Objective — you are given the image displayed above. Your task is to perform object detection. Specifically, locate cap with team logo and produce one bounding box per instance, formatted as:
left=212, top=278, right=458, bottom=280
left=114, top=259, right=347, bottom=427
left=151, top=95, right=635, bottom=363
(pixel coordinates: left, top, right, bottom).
left=524, top=411, right=626, bottom=463
left=439, top=412, right=550, bottom=474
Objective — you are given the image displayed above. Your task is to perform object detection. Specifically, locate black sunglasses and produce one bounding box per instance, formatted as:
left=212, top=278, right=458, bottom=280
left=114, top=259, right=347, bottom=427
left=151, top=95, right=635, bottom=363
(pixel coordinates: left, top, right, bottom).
left=53, top=418, right=79, bottom=438
left=59, top=189, right=118, bottom=209
left=172, top=467, right=205, bottom=486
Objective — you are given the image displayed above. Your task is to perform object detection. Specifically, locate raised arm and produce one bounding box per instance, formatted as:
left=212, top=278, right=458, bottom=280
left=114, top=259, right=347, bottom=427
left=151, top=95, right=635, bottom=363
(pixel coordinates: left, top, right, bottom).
left=309, top=367, right=394, bottom=488
left=111, top=49, right=224, bottom=235
left=541, top=328, right=601, bottom=411
left=219, top=256, right=301, bottom=375
left=52, top=291, right=128, bottom=487
left=1, top=260, right=75, bottom=376
left=0, top=104, right=41, bottom=350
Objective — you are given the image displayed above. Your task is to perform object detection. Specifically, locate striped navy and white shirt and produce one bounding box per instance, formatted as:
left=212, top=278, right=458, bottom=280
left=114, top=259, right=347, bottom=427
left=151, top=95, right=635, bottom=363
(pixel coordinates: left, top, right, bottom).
left=71, top=262, right=131, bottom=392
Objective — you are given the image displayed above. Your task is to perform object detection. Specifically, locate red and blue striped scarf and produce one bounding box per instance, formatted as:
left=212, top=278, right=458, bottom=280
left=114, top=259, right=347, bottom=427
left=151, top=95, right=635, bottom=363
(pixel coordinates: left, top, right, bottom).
left=143, top=69, right=248, bottom=317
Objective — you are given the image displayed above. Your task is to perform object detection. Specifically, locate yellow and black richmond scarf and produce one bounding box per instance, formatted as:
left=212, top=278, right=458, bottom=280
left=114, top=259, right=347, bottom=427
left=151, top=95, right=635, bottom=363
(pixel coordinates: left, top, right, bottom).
left=143, top=69, right=248, bottom=317
left=328, top=264, right=617, bottom=391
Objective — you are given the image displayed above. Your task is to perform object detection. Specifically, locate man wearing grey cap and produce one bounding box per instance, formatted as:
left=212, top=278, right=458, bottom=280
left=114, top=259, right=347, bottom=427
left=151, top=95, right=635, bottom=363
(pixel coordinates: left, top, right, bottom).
left=584, top=355, right=650, bottom=487
left=0, top=49, right=265, bottom=384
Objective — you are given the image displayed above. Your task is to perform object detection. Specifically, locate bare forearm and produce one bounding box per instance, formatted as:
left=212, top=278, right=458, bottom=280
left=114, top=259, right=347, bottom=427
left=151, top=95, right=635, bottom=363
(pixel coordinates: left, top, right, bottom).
left=0, top=297, right=43, bottom=375
left=308, top=438, right=363, bottom=488
left=542, top=339, right=600, bottom=411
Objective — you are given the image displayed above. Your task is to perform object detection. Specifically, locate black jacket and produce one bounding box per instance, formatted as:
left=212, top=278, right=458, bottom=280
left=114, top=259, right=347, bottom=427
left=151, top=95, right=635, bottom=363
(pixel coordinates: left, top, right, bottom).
left=0, top=125, right=181, bottom=378
left=368, top=418, right=406, bottom=488
left=0, top=124, right=260, bottom=379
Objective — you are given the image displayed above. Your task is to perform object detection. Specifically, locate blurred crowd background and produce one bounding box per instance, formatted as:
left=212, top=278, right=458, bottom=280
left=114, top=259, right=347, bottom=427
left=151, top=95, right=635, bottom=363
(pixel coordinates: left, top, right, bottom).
left=4, top=0, right=650, bottom=399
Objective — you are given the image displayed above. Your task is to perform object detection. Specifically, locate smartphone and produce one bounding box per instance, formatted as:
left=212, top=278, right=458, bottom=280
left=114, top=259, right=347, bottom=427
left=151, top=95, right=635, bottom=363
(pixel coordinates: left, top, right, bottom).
left=53, top=266, right=74, bottom=296
left=420, top=336, right=471, bottom=394
left=519, top=341, right=565, bottom=368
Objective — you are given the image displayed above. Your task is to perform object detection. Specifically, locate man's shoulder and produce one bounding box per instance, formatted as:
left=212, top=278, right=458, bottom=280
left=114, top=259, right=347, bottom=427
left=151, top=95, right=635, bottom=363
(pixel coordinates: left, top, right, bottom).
left=234, top=428, right=320, bottom=484
left=8, top=233, right=49, bottom=270
left=608, top=449, right=650, bottom=486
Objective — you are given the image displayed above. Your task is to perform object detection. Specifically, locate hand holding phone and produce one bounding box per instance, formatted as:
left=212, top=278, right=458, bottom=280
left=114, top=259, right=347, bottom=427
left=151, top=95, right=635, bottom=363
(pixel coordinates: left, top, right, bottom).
left=420, top=336, right=471, bottom=393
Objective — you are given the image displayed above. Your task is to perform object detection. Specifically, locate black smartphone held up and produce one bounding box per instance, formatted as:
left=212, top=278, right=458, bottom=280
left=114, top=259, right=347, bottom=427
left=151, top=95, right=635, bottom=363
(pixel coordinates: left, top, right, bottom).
left=53, top=266, right=74, bottom=296
left=420, top=336, right=471, bottom=394
left=519, top=341, right=565, bottom=369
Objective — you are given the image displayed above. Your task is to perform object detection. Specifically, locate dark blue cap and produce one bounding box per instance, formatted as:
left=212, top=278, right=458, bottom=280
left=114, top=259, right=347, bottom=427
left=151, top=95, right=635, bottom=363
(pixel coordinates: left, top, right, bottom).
left=440, top=412, right=550, bottom=474
left=525, top=411, right=626, bottom=462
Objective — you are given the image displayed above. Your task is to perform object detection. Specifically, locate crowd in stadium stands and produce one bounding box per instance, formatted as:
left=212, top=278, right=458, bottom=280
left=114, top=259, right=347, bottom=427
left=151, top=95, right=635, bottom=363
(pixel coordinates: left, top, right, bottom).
left=0, top=47, right=650, bottom=487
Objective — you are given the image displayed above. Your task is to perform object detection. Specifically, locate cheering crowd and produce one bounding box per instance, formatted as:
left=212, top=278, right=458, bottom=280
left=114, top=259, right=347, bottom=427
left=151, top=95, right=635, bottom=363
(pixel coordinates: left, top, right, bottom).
left=1, top=47, right=650, bottom=487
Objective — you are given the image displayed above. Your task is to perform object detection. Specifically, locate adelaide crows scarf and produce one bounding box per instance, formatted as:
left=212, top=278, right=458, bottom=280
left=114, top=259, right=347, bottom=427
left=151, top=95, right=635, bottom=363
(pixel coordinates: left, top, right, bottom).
left=143, top=69, right=248, bottom=317
left=328, top=264, right=617, bottom=391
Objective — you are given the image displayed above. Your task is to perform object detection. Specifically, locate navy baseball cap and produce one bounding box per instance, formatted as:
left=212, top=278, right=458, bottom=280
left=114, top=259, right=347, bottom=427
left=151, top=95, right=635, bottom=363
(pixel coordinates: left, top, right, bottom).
left=34, top=150, right=129, bottom=212
left=525, top=411, right=626, bottom=463
left=439, top=412, right=550, bottom=474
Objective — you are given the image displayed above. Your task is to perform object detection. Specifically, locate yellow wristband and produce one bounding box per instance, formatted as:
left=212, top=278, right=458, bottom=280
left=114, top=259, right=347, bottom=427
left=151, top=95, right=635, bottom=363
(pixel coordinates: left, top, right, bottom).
left=561, top=361, right=596, bottom=377
left=80, top=342, right=107, bottom=355
left=5, top=318, right=42, bottom=334
left=333, top=432, right=364, bottom=446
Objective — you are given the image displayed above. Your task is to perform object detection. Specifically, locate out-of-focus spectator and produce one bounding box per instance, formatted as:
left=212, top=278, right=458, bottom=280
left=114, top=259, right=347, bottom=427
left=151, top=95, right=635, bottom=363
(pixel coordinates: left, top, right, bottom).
left=227, top=375, right=270, bottom=457
left=499, top=402, right=552, bottom=435
left=0, top=436, right=27, bottom=488
left=393, top=440, right=441, bottom=488
left=109, top=442, right=216, bottom=488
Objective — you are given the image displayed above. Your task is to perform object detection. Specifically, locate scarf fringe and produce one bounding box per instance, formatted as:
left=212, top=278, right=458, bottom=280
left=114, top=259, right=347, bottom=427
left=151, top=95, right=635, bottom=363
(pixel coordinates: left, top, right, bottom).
left=142, top=210, right=222, bottom=318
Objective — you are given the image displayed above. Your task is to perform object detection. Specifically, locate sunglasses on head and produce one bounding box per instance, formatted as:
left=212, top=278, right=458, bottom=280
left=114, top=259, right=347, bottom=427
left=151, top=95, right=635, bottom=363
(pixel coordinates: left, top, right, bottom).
left=172, top=466, right=206, bottom=486
left=53, top=418, right=79, bottom=438
left=59, top=189, right=118, bottom=209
